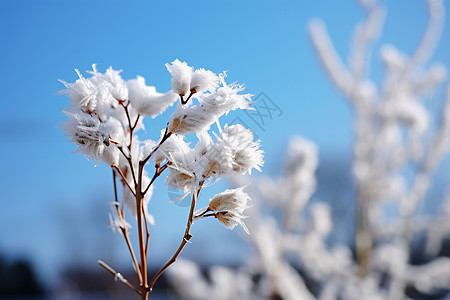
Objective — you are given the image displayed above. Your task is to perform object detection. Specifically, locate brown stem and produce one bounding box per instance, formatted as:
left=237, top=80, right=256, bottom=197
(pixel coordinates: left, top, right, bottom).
left=181, top=91, right=195, bottom=105
left=355, top=187, right=372, bottom=278
left=143, top=163, right=168, bottom=195
left=141, top=203, right=150, bottom=256
left=111, top=165, right=135, bottom=197
left=112, top=169, right=142, bottom=283
left=131, top=121, right=173, bottom=299
left=132, top=114, right=141, bottom=131
left=136, top=163, right=149, bottom=299
left=193, top=207, right=212, bottom=220
left=141, top=126, right=172, bottom=167
left=149, top=187, right=201, bottom=290
left=122, top=225, right=143, bottom=283
left=120, top=104, right=141, bottom=187
left=196, top=212, right=217, bottom=219
left=112, top=169, right=119, bottom=203
left=121, top=102, right=135, bottom=148
left=118, top=147, right=138, bottom=187
left=98, top=260, right=140, bottom=294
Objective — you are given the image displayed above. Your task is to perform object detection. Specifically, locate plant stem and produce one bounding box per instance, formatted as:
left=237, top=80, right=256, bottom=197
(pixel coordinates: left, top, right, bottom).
left=111, top=165, right=135, bottom=197
left=118, top=147, right=138, bottom=187
left=193, top=207, right=212, bottom=220
left=112, top=169, right=142, bottom=283
left=141, top=126, right=172, bottom=167
left=143, top=163, right=168, bottom=195
left=122, top=225, right=143, bottom=283
left=181, top=91, right=195, bottom=105
left=136, top=163, right=149, bottom=299
left=133, top=123, right=173, bottom=299
left=121, top=102, right=136, bottom=148
left=98, top=260, right=140, bottom=294
left=132, top=114, right=141, bottom=130
left=148, top=187, right=200, bottom=290
left=142, top=203, right=150, bottom=256
left=355, top=187, right=372, bottom=278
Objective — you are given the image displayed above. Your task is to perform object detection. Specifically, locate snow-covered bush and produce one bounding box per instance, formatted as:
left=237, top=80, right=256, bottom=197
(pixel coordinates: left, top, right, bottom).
left=167, top=0, right=450, bottom=299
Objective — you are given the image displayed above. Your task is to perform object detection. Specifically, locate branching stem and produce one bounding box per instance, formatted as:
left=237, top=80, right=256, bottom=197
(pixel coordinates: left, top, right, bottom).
left=148, top=184, right=203, bottom=290
left=98, top=260, right=140, bottom=294
left=136, top=163, right=148, bottom=299
left=143, top=163, right=168, bottom=196
left=181, top=91, right=195, bottom=105
left=111, top=169, right=142, bottom=283
left=111, top=165, right=135, bottom=197
left=141, top=126, right=172, bottom=167
left=118, top=146, right=138, bottom=187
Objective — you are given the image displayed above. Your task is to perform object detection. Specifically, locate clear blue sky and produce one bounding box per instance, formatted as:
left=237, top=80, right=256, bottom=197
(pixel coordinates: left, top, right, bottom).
left=0, top=0, right=449, bottom=288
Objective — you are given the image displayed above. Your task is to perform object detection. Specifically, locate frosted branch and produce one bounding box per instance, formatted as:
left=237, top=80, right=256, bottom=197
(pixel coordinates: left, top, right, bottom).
left=308, top=19, right=354, bottom=98
left=349, top=0, right=385, bottom=80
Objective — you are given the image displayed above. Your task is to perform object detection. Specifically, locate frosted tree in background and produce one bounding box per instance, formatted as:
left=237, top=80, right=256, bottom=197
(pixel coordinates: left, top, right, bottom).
left=59, top=60, right=263, bottom=299
left=168, top=0, right=450, bottom=299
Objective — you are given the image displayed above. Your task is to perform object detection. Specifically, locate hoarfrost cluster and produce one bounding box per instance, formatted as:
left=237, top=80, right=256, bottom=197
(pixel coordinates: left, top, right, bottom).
left=167, top=0, right=450, bottom=299
left=59, top=60, right=263, bottom=298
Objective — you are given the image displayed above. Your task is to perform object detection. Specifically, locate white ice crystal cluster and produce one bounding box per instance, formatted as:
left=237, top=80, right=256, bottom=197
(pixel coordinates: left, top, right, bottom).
left=60, top=60, right=263, bottom=234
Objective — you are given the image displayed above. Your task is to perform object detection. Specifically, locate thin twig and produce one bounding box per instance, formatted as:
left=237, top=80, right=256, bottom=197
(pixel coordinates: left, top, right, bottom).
left=119, top=104, right=141, bottom=188
left=98, top=260, right=141, bottom=294
left=133, top=122, right=172, bottom=299
left=117, top=146, right=130, bottom=161
left=112, top=169, right=142, bottom=283
left=122, top=225, right=143, bottom=283
left=112, top=169, right=119, bottom=203
left=309, top=19, right=354, bottom=97
left=142, top=203, right=151, bottom=256
left=143, top=163, right=168, bottom=195
left=132, top=114, right=141, bottom=131
left=136, top=163, right=149, bottom=299
left=121, top=102, right=135, bottom=148
left=118, top=146, right=138, bottom=187
left=111, top=165, right=136, bottom=197
left=149, top=185, right=202, bottom=290
left=141, top=126, right=172, bottom=167
left=193, top=207, right=212, bottom=220
left=181, top=91, right=195, bottom=105
left=118, top=102, right=140, bottom=187
left=194, top=212, right=216, bottom=220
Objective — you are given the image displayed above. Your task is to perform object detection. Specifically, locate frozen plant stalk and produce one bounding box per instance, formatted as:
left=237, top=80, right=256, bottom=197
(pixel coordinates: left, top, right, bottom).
left=309, top=0, right=450, bottom=298
left=59, top=61, right=263, bottom=299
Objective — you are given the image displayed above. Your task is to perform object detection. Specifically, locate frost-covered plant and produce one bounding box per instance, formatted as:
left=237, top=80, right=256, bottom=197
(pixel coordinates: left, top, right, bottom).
left=309, top=0, right=450, bottom=297
left=59, top=61, right=263, bottom=299
left=167, top=0, right=450, bottom=299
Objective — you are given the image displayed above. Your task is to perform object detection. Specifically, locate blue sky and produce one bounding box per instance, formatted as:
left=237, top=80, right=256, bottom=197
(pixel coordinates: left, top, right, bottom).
left=0, top=0, right=449, bottom=288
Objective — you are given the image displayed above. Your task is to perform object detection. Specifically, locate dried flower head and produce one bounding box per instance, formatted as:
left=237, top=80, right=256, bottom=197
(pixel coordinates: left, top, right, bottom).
left=168, top=75, right=253, bottom=136
left=190, top=68, right=219, bottom=93
left=205, top=124, right=264, bottom=177
left=127, top=76, right=177, bottom=118
left=89, top=65, right=129, bottom=102
left=166, top=59, right=193, bottom=96
left=208, top=187, right=251, bottom=233
left=62, top=110, right=119, bottom=166
left=59, top=65, right=126, bottom=122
